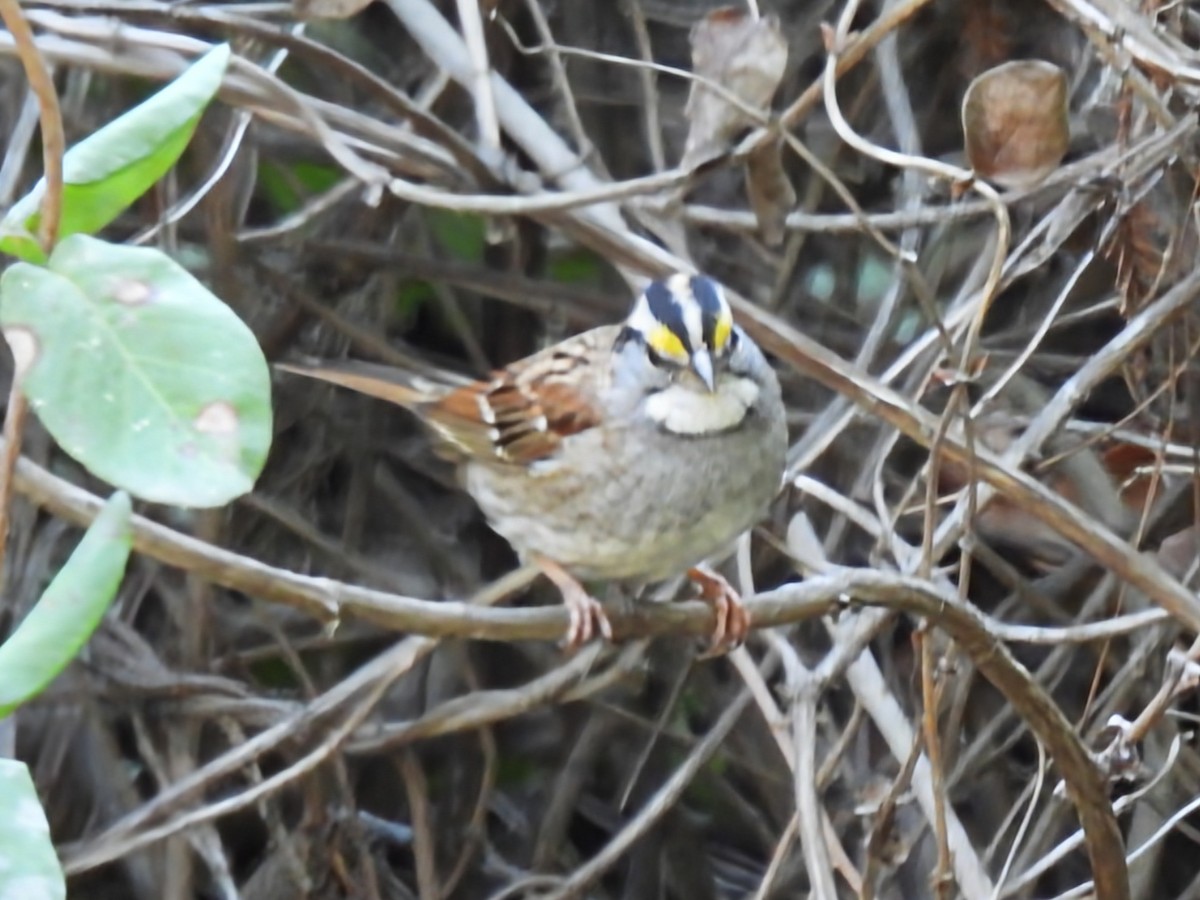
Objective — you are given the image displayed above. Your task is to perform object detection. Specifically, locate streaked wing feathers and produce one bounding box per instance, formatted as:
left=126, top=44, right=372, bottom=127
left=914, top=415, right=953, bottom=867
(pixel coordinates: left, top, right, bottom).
left=426, top=332, right=609, bottom=464
left=278, top=328, right=614, bottom=466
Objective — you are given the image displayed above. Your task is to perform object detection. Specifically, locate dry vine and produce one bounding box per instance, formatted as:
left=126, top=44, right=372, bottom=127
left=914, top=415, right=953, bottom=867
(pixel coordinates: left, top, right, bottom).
left=3, top=0, right=1200, bottom=897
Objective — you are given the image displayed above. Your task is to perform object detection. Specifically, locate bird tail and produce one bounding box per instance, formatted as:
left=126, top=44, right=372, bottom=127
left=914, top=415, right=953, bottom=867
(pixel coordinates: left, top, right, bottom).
left=275, top=358, right=449, bottom=409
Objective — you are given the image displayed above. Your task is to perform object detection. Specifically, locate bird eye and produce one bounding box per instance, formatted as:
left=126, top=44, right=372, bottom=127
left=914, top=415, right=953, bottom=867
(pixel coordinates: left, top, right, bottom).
left=644, top=344, right=686, bottom=373
left=616, top=325, right=686, bottom=372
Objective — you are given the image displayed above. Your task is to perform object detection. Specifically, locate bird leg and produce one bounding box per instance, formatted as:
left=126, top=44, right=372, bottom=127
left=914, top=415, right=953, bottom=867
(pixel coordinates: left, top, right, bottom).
left=533, top=555, right=613, bottom=649
left=687, top=564, right=750, bottom=654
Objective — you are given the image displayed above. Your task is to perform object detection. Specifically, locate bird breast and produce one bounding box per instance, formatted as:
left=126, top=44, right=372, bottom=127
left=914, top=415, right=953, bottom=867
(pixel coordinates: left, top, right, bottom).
left=461, top=387, right=786, bottom=583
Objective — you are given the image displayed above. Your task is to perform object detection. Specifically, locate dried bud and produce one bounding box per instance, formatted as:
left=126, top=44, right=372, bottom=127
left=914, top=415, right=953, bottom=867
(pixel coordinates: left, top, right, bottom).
left=962, top=60, right=1069, bottom=190
left=682, top=8, right=788, bottom=169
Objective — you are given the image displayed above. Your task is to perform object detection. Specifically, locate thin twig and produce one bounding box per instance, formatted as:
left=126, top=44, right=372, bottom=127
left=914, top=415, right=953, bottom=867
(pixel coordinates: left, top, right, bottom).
left=623, top=0, right=665, bottom=172
left=520, top=0, right=591, bottom=156
left=454, top=0, right=501, bottom=157
left=732, top=276, right=1200, bottom=640
left=919, top=628, right=954, bottom=899
left=64, top=636, right=428, bottom=873
left=0, top=0, right=65, bottom=615
left=840, top=612, right=996, bottom=900
left=399, top=750, right=440, bottom=898
left=993, top=740, right=1047, bottom=899
left=823, top=0, right=1010, bottom=376
left=0, top=88, right=41, bottom=204
left=0, top=0, right=64, bottom=249
left=539, top=689, right=755, bottom=899
left=791, top=671, right=840, bottom=898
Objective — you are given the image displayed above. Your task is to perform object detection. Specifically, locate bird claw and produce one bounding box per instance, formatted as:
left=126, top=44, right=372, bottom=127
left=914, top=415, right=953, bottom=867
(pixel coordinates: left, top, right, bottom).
left=534, top=555, right=613, bottom=651
left=687, top=566, right=750, bottom=657
left=535, top=558, right=747, bottom=654
left=560, top=584, right=613, bottom=651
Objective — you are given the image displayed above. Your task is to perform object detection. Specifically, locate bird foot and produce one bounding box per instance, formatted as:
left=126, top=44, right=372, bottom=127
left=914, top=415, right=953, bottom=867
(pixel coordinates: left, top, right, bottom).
left=534, top=556, right=613, bottom=650
left=687, top=566, right=749, bottom=656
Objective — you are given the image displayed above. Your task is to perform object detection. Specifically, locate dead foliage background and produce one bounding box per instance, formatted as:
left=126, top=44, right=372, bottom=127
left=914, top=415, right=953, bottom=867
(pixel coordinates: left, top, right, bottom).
left=3, top=0, right=1200, bottom=898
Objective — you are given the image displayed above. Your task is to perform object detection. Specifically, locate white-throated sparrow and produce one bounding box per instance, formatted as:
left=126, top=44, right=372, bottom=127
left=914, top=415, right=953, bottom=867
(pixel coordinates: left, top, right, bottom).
left=279, top=273, right=787, bottom=649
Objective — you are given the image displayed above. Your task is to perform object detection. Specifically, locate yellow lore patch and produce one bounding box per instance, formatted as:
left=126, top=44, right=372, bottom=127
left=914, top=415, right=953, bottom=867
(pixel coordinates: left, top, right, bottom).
left=648, top=323, right=688, bottom=363
left=711, top=313, right=732, bottom=352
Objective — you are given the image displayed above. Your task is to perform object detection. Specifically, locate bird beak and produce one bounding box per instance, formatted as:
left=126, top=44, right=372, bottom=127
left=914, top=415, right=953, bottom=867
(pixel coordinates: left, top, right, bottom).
left=689, top=348, right=716, bottom=393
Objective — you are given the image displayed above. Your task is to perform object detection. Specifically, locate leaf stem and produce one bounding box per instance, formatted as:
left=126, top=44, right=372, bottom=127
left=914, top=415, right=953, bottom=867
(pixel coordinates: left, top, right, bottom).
left=0, top=0, right=64, bottom=605
left=0, top=0, right=64, bottom=251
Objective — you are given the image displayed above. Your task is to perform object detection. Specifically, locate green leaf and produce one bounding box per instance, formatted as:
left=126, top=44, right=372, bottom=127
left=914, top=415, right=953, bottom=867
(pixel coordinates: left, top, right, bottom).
left=395, top=279, right=435, bottom=319
left=0, top=44, right=231, bottom=261
left=0, top=492, right=131, bottom=718
left=293, top=161, right=342, bottom=195
left=0, top=761, right=64, bottom=900
left=0, top=235, right=273, bottom=507
left=256, top=161, right=301, bottom=214
left=0, top=222, right=44, bottom=266
left=548, top=249, right=603, bottom=284
left=426, top=209, right=486, bottom=263
left=256, top=160, right=343, bottom=216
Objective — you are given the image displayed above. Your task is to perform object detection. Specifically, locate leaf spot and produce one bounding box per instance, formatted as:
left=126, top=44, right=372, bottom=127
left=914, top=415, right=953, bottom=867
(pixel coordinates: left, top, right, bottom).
left=194, top=401, right=238, bottom=436
left=112, top=278, right=154, bottom=306
left=2, top=327, right=40, bottom=379
left=74, top=336, right=102, bottom=352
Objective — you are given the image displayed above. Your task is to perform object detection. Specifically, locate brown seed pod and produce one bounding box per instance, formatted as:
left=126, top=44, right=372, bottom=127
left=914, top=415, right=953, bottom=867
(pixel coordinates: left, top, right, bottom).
left=962, top=59, right=1069, bottom=190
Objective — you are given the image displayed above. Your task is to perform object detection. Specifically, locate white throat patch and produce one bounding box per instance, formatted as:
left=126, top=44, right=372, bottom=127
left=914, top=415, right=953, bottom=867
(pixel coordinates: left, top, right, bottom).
left=644, top=376, right=759, bottom=435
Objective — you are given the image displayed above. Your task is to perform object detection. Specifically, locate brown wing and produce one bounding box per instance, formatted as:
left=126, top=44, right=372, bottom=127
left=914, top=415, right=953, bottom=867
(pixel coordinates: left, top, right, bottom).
left=423, top=327, right=614, bottom=465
